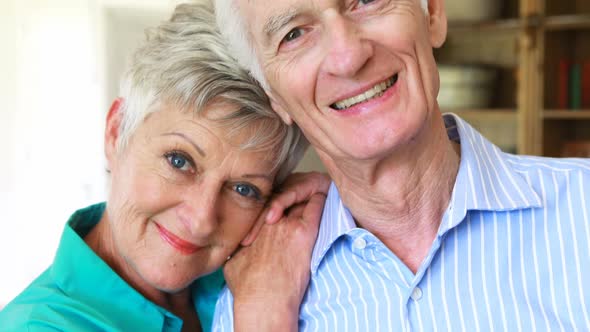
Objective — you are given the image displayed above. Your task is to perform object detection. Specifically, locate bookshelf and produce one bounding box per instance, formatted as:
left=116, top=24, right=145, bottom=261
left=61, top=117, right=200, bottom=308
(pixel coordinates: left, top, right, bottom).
left=436, top=0, right=590, bottom=157
left=542, top=0, right=590, bottom=157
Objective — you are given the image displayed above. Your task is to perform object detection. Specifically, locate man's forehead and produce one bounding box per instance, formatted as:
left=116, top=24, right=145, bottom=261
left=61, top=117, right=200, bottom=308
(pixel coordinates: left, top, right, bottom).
left=239, top=0, right=309, bottom=19
left=238, top=0, right=343, bottom=25
left=238, top=0, right=308, bottom=36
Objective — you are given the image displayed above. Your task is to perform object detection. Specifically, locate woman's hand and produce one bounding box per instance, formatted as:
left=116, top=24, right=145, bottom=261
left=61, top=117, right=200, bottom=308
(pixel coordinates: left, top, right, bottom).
left=240, top=171, right=330, bottom=246
left=224, top=172, right=329, bottom=332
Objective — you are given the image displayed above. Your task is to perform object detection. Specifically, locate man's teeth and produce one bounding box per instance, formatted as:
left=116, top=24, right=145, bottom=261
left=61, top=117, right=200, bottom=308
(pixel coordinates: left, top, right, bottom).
left=332, top=75, right=398, bottom=110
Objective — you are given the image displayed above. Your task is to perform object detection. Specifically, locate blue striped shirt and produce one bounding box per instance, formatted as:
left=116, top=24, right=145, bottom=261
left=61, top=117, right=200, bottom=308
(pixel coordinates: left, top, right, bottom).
left=213, top=114, right=590, bottom=331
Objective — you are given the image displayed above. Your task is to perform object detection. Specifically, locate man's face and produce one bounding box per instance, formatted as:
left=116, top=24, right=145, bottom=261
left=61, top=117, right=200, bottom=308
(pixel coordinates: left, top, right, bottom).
left=237, top=0, right=447, bottom=162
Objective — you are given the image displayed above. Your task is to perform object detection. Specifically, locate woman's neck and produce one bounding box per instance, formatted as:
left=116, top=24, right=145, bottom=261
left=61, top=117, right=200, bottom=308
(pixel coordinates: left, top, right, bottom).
left=84, top=212, right=199, bottom=327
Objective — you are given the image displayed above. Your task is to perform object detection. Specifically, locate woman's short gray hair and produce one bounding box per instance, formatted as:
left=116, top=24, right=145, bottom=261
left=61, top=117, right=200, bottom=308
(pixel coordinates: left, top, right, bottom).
left=214, top=0, right=429, bottom=85
left=118, top=0, right=308, bottom=185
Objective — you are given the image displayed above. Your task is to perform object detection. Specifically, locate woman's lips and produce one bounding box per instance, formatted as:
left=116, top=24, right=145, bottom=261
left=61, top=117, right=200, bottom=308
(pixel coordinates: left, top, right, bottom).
left=154, top=222, right=202, bottom=255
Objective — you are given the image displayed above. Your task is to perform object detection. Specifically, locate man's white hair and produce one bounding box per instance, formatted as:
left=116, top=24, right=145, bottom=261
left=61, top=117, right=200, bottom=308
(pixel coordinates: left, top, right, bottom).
left=214, top=0, right=429, bottom=86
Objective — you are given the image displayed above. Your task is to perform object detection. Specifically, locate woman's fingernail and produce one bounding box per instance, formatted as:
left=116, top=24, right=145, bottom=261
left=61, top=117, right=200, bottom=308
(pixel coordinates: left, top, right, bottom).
left=265, top=210, right=275, bottom=223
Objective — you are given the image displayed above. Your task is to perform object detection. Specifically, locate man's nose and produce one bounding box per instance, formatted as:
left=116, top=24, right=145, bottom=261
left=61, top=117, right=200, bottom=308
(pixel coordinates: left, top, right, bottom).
left=321, top=13, right=373, bottom=77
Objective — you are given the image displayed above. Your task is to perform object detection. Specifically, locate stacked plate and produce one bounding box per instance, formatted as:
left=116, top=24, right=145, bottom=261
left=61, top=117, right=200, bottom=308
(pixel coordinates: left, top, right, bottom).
left=446, top=0, right=502, bottom=21
left=437, top=65, right=497, bottom=110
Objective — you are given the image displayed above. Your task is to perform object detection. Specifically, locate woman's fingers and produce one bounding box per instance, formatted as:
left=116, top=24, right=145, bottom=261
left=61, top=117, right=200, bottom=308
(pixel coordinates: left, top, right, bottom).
left=266, top=172, right=330, bottom=224
left=241, top=185, right=328, bottom=246
left=301, top=192, right=327, bottom=228
left=240, top=207, right=269, bottom=246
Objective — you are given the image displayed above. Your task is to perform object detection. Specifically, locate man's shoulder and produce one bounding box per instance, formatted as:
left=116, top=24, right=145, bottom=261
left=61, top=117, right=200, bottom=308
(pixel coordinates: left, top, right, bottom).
left=504, top=153, right=590, bottom=175
left=211, top=286, right=234, bottom=331
left=501, top=154, right=590, bottom=219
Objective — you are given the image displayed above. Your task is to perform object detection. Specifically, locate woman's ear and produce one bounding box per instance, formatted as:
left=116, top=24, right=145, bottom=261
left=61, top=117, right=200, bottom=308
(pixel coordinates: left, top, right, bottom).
left=427, top=0, right=448, bottom=48
left=104, top=98, right=124, bottom=169
left=268, top=92, right=293, bottom=125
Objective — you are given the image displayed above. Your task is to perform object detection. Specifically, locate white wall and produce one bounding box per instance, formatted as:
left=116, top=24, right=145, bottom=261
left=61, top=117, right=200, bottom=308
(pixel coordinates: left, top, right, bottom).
left=0, top=0, right=18, bottom=194
left=0, top=0, right=104, bottom=307
left=0, top=4, right=19, bottom=309
left=0, top=0, right=166, bottom=307
left=0, top=0, right=325, bottom=309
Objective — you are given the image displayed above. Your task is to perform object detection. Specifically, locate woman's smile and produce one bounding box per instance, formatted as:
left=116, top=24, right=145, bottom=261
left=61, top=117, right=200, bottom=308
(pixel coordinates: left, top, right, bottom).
left=154, top=222, right=204, bottom=255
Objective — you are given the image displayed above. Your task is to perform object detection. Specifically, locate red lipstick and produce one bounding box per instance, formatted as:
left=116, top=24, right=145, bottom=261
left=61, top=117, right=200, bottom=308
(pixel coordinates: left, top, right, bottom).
left=154, top=222, right=202, bottom=255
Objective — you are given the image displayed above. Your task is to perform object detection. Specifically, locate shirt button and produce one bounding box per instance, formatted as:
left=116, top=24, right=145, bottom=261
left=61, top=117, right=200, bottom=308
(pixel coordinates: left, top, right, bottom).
left=353, top=237, right=367, bottom=250
left=411, top=287, right=423, bottom=301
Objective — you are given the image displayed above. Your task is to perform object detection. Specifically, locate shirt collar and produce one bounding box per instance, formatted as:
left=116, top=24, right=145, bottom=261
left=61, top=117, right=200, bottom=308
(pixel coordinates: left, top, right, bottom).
left=311, top=183, right=356, bottom=274
left=51, top=203, right=181, bottom=330
left=440, top=113, right=542, bottom=234
left=310, top=114, right=543, bottom=272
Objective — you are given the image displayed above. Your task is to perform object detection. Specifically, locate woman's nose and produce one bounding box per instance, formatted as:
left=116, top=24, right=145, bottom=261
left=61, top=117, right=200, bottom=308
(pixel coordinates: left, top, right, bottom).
left=178, top=181, right=220, bottom=238
left=321, top=13, right=373, bottom=78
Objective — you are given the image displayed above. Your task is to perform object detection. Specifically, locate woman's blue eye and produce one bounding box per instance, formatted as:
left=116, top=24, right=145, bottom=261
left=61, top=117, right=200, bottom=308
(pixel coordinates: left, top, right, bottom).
left=234, top=184, right=259, bottom=199
left=359, top=0, right=376, bottom=4
left=170, top=155, right=186, bottom=169
left=166, top=152, right=191, bottom=172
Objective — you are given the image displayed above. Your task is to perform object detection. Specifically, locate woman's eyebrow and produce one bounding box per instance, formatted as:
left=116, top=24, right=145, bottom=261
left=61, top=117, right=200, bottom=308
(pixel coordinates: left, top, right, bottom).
left=161, top=132, right=205, bottom=157
left=242, top=173, right=274, bottom=183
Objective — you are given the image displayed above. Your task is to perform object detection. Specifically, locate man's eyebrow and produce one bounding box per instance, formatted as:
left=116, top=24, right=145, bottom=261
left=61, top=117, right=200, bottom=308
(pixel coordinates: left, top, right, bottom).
left=161, top=132, right=205, bottom=157
left=263, top=7, right=299, bottom=39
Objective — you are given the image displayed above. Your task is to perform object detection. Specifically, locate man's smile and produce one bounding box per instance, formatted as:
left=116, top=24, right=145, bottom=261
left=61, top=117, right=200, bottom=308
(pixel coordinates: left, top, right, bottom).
left=331, top=74, right=399, bottom=110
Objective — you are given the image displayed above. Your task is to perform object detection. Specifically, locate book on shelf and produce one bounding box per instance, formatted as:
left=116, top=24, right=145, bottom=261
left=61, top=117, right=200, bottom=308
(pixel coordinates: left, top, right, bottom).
left=558, top=59, right=590, bottom=110
left=570, top=63, right=582, bottom=110
left=583, top=61, right=590, bottom=109
left=558, top=59, right=570, bottom=109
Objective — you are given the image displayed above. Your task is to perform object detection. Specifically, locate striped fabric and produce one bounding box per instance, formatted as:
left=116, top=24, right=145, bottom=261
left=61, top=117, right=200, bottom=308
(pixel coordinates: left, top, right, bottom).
left=213, top=114, right=590, bottom=331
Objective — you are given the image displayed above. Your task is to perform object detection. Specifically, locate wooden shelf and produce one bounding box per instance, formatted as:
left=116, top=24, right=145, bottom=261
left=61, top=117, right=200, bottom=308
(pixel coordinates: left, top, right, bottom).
left=544, top=14, right=590, bottom=30
left=440, top=0, right=589, bottom=156
left=448, top=18, right=525, bottom=32
left=446, top=109, right=517, bottom=121
left=448, top=14, right=590, bottom=32
left=544, top=110, right=590, bottom=119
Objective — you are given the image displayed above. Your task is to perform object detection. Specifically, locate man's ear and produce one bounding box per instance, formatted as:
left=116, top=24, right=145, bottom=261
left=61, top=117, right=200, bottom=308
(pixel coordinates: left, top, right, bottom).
left=268, top=92, right=293, bottom=125
left=427, top=0, right=447, bottom=48
left=104, top=98, right=124, bottom=169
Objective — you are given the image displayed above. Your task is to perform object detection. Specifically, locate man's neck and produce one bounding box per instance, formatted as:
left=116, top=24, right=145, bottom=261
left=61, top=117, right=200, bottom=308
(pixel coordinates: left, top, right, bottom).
left=319, top=116, right=461, bottom=273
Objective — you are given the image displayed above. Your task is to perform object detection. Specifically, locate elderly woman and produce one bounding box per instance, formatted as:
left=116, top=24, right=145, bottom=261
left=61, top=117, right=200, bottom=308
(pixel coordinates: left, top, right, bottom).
left=0, top=2, right=327, bottom=331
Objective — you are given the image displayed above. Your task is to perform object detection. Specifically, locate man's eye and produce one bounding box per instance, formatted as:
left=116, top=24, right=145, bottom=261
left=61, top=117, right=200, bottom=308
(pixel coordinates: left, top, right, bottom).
left=234, top=183, right=261, bottom=199
left=283, top=28, right=303, bottom=43
left=359, top=0, right=377, bottom=4
left=166, top=152, right=193, bottom=172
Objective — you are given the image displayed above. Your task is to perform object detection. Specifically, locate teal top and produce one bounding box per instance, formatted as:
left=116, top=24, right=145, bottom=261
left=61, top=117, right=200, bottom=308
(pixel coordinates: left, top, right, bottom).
left=0, top=203, right=224, bottom=332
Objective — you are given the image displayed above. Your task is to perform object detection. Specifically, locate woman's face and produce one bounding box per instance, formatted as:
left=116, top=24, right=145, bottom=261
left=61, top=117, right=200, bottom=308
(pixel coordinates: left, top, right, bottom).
left=105, top=101, right=277, bottom=292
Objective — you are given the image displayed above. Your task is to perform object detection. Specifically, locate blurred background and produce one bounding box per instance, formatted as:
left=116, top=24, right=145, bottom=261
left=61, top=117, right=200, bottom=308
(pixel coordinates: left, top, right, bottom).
left=1, top=0, right=589, bottom=308
left=0, top=0, right=169, bottom=308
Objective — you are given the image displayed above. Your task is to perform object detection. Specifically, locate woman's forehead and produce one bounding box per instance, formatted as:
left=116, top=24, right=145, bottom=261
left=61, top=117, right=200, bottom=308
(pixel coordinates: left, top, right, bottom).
left=138, top=102, right=279, bottom=158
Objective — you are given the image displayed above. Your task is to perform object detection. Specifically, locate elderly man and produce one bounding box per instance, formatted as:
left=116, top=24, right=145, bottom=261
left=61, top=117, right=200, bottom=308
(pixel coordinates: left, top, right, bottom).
left=212, top=0, right=590, bottom=330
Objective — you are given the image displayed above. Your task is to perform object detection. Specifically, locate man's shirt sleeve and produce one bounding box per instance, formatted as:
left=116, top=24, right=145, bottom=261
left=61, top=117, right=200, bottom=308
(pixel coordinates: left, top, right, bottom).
left=211, top=286, right=235, bottom=331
